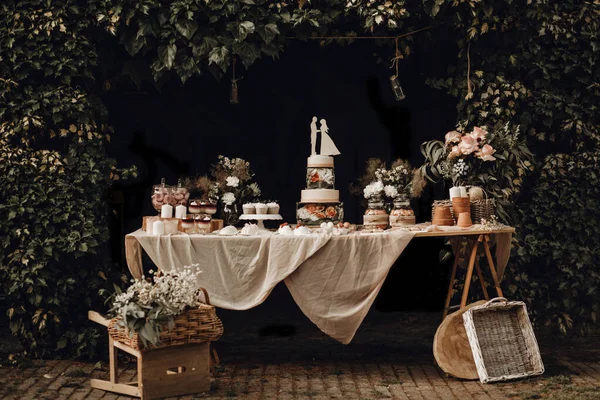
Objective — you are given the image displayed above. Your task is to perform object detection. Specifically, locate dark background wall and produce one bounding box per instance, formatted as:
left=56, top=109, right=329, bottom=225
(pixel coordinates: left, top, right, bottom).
left=103, top=39, right=458, bottom=314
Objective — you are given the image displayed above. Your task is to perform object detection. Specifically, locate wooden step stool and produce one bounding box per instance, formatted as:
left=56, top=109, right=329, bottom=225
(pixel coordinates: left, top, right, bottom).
left=89, top=311, right=211, bottom=399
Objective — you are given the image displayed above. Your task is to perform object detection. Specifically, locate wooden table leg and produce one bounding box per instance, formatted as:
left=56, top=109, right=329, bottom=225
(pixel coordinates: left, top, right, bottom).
left=460, top=235, right=481, bottom=308
left=442, top=248, right=461, bottom=320
left=482, top=235, right=504, bottom=297
left=474, top=260, right=490, bottom=301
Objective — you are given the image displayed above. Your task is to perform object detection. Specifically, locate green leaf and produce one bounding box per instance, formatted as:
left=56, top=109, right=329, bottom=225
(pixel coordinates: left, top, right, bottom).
left=158, top=43, right=177, bottom=70
left=175, top=20, right=198, bottom=40
left=195, top=36, right=219, bottom=57
left=233, top=41, right=261, bottom=68
left=238, top=21, right=255, bottom=41
left=208, top=46, right=230, bottom=71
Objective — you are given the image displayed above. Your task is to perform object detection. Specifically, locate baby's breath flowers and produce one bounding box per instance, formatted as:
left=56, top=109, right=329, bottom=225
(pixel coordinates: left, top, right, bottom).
left=110, top=265, right=204, bottom=347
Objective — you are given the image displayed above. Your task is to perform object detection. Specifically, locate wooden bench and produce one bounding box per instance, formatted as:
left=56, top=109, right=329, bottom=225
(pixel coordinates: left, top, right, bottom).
left=89, top=311, right=211, bottom=399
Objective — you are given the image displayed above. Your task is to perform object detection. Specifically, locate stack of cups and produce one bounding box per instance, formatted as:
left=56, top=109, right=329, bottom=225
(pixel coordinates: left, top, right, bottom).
left=450, top=186, right=472, bottom=227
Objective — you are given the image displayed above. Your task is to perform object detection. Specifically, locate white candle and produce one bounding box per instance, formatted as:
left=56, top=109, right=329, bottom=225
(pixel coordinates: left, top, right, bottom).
left=175, top=205, right=187, bottom=219
left=161, top=204, right=173, bottom=218
left=449, top=187, right=461, bottom=199
left=153, top=220, right=165, bottom=236
left=459, top=186, right=468, bottom=197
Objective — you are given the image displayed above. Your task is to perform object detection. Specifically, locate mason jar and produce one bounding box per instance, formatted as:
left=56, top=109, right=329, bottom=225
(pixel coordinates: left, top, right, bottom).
left=363, top=194, right=389, bottom=230
left=390, top=198, right=416, bottom=227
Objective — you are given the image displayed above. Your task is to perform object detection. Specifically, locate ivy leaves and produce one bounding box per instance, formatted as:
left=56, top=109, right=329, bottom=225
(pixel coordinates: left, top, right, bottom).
left=158, top=43, right=177, bottom=70
left=104, top=0, right=412, bottom=84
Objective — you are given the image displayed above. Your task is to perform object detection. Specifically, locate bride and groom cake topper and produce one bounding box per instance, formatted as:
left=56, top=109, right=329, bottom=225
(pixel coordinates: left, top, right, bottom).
left=310, top=116, right=340, bottom=156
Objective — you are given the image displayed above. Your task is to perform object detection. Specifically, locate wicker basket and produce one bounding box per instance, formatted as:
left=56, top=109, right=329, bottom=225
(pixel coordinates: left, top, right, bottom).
left=462, top=298, right=544, bottom=383
left=470, top=199, right=495, bottom=224
left=108, top=287, right=224, bottom=351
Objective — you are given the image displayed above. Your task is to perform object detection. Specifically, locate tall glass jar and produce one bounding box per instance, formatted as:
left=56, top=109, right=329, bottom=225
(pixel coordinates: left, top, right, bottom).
left=389, top=197, right=416, bottom=227
left=363, top=194, right=389, bottom=230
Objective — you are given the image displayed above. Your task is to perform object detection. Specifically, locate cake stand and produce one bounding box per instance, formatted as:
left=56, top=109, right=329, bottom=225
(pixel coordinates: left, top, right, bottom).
left=239, top=214, right=282, bottom=230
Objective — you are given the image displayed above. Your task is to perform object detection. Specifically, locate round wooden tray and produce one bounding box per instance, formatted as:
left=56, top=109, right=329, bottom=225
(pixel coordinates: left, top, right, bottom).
left=433, top=301, right=485, bottom=380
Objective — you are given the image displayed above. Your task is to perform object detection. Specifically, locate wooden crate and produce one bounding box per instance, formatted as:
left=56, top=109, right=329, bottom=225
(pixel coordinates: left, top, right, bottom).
left=89, top=311, right=212, bottom=399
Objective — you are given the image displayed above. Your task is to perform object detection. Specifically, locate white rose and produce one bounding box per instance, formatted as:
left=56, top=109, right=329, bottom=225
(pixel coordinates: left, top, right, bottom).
left=222, top=192, right=236, bottom=205
left=226, top=176, right=240, bottom=187
left=384, top=185, right=399, bottom=199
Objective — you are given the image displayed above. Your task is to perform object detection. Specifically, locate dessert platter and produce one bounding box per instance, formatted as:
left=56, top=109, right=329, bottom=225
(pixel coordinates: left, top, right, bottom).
left=239, top=201, right=282, bottom=230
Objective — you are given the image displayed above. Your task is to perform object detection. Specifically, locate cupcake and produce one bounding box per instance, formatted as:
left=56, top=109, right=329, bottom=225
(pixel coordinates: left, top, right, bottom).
left=242, top=203, right=256, bottom=215
left=266, top=201, right=280, bottom=215
left=255, top=203, right=268, bottom=215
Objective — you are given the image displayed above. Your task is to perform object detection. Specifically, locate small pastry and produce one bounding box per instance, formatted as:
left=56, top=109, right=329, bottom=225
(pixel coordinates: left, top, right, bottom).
left=241, top=223, right=259, bottom=236
left=255, top=203, right=268, bottom=215
left=242, top=203, right=256, bottom=215
left=278, top=224, right=294, bottom=235
left=219, top=225, right=238, bottom=235
left=294, top=226, right=312, bottom=235
left=266, top=202, right=280, bottom=214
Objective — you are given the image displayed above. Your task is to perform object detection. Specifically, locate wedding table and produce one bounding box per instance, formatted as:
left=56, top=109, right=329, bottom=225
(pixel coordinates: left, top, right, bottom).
left=125, top=225, right=513, bottom=344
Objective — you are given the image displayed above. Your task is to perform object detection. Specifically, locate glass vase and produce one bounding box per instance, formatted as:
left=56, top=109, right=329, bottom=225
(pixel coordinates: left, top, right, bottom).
left=390, top=197, right=416, bottom=227
left=363, top=194, right=389, bottom=230
left=221, top=201, right=240, bottom=226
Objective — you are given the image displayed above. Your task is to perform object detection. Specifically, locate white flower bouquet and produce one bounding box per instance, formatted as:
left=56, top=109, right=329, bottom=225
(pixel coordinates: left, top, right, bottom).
left=352, top=158, right=414, bottom=201
left=109, top=266, right=208, bottom=348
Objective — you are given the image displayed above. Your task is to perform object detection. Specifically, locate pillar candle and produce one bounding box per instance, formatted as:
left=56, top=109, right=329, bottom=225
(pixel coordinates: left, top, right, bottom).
left=161, top=204, right=173, bottom=218
left=175, top=204, right=187, bottom=219
left=449, top=187, right=461, bottom=199
left=153, top=220, right=165, bottom=236
left=458, top=186, right=468, bottom=197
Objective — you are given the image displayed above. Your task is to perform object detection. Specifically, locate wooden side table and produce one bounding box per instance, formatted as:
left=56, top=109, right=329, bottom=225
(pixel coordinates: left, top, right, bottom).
left=414, top=228, right=512, bottom=319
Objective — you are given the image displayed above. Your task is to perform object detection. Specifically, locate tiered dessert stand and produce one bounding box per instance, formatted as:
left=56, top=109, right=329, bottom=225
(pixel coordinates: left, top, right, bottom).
left=239, top=214, right=282, bottom=230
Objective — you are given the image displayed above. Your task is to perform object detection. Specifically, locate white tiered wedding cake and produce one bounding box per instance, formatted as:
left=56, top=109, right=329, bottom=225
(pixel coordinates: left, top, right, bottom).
left=296, top=117, right=344, bottom=226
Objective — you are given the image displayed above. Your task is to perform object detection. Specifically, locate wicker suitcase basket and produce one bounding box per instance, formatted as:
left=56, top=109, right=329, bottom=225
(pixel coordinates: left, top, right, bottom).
left=462, top=297, right=544, bottom=383
left=108, top=287, right=224, bottom=351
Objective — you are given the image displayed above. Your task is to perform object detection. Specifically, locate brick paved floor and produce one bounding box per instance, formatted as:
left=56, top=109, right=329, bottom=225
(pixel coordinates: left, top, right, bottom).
left=1, top=296, right=600, bottom=399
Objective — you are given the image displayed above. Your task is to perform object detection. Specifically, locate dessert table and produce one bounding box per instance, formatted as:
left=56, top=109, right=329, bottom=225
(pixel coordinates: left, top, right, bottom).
left=124, top=225, right=513, bottom=344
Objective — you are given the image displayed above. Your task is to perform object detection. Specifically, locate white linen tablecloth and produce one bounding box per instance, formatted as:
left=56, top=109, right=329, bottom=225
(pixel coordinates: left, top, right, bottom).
left=127, top=229, right=415, bottom=344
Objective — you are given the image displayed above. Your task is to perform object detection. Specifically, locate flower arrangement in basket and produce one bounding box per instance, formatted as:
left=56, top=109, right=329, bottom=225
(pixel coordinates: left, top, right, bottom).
left=418, top=122, right=533, bottom=222
left=108, top=266, right=223, bottom=350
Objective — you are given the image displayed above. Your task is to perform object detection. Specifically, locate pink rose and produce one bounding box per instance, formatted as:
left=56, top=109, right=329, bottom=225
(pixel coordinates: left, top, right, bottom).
left=470, top=126, right=488, bottom=142
left=445, top=130, right=462, bottom=145
left=477, top=144, right=496, bottom=161
left=458, top=134, right=478, bottom=155
left=448, top=145, right=461, bottom=159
